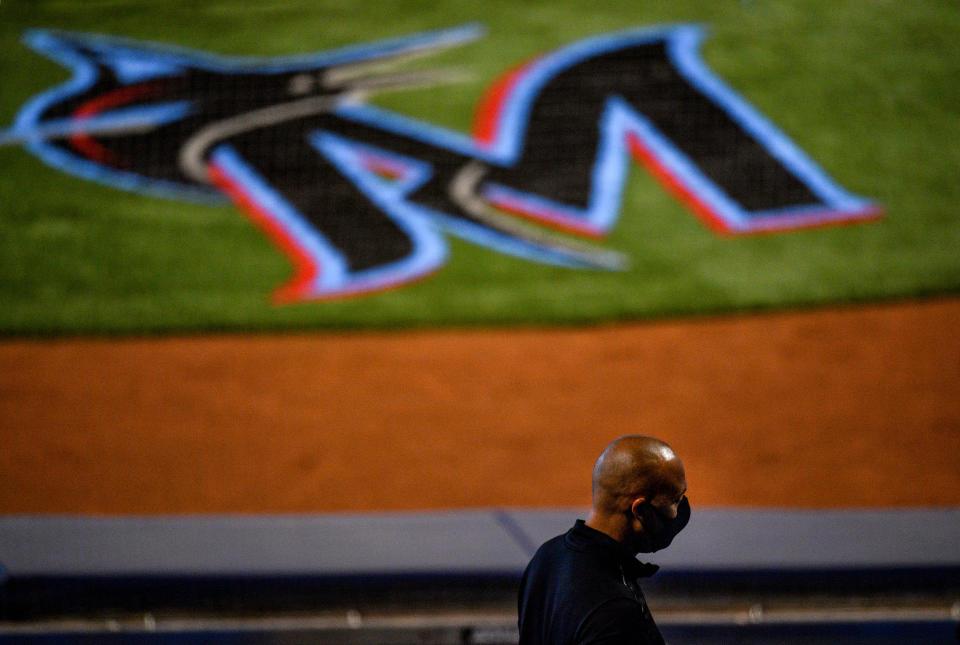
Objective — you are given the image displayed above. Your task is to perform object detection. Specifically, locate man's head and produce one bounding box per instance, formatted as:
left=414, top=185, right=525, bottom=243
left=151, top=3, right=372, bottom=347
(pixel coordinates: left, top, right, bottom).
left=587, top=435, right=689, bottom=553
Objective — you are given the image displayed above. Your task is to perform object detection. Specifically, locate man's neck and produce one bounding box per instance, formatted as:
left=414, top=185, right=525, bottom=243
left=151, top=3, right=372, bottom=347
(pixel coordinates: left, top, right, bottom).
left=584, top=510, right=629, bottom=544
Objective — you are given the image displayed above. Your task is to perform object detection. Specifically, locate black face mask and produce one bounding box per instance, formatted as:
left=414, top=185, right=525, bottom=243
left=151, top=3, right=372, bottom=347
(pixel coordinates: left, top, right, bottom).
left=632, top=496, right=691, bottom=553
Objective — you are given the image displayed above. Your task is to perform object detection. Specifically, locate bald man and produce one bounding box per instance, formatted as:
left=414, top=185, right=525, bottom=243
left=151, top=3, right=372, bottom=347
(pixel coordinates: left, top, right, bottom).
left=518, top=435, right=690, bottom=645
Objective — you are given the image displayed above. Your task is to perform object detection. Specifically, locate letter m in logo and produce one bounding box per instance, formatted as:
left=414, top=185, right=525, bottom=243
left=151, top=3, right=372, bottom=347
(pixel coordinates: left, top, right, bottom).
left=3, top=24, right=880, bottom=301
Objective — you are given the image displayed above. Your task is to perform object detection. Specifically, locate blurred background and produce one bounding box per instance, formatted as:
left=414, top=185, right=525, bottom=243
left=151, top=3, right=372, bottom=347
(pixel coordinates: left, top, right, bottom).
left=0, top=1, right=958, bottom=643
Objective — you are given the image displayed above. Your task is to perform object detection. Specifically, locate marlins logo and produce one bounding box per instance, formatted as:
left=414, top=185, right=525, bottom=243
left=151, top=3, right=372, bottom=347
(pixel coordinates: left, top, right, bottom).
left=2, top=24, right=880, bottom=301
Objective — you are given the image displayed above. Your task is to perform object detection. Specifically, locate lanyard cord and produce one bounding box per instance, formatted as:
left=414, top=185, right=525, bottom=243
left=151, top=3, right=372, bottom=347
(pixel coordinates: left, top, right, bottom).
left=619, top=563, right=641, bottom=602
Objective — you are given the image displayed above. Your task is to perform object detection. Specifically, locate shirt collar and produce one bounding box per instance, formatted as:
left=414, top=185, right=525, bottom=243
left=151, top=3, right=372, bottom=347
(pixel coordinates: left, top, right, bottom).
left=566, top=519, right=660, bottom=578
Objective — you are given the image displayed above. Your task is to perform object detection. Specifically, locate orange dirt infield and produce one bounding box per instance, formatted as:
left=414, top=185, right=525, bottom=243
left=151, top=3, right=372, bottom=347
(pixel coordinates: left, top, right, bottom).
left=1, top=297, right=959, bottom=515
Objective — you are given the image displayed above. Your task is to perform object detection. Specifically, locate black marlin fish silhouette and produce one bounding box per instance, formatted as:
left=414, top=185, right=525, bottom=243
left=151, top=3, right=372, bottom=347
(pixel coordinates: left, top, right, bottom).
left=2, top=24, right=880, bottom=301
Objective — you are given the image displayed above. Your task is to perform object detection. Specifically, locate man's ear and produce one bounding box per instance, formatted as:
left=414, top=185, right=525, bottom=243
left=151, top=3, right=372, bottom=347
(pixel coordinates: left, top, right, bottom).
left=630, top=497, right=647, bottom=520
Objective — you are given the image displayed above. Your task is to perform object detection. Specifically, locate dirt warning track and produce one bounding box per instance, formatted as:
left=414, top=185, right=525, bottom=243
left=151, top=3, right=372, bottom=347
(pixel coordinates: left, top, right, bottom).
left=1, top=297, right=958, bottom=514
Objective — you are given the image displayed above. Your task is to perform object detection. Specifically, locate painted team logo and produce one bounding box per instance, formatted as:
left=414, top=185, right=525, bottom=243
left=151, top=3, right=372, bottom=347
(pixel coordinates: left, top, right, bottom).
left=2, top=24, right=880, bottom=302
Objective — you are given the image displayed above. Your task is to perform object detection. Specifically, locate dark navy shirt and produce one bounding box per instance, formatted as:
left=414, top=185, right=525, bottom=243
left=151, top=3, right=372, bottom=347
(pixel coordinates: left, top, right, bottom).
left=518, top=520, right=664, bottom=645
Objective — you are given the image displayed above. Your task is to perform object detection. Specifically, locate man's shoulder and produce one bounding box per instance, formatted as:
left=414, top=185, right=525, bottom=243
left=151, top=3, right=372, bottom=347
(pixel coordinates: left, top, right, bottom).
left=524, top=530, right=627, bottom=599
left=521, top=533, right=569, bottom=584
left=531, top=532, right=568, bottom=559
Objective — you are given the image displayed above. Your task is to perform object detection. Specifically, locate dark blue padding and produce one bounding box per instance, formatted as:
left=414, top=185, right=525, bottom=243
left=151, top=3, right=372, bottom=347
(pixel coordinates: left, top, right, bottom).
left=506, top=508, right=960, bottom=595
left=506, top=508, right=960, bottom=569
left=1, top=508, right=958, bottom=618
left=0, top=511, right=529, bottom=577
left=1, top=620, right=958, bottom=644
left=659, top=620, right=960, bottom=645
left=4, top=508, right=958, bottom=577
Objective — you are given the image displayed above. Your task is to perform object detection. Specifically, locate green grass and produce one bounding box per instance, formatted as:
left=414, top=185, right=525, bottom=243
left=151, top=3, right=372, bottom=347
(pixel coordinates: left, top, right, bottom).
left=1, top=0, right=959, bottom=334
